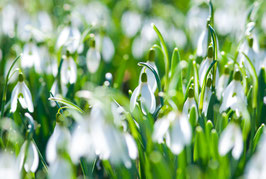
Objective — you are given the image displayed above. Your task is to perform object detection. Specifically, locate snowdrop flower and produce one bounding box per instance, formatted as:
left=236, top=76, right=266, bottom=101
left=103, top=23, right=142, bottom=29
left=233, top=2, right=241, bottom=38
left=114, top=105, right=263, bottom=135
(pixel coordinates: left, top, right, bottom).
left=21, top=42, right=41, bottom=73
left=183, top=87, right=198, bottom=120
left=1, top=4, right=16, bottom=38
left=17, top=140, right=39, bottom=173
left=200, top=77, right=213, bottom=116
left=56, top=25, right=82, bottom=53
left=245, top=132, right=266, bottom=179
left=70, top=105, right=137, bottom=168
left=216, top=65, right=230, bottom=100
left=0, top=152, right=19, bottom=179
left=86, top=39, right=101, bottom=73
left=152, top=112, right=192, bottom=155
left=218, top=122, right=243, bottom=159
left=10, top=73, right=34, bottom=113
left=95, top=35, right=115, bottom=63
left=48, top=158, right=73, bottom=179
left=121, top=11, right=141, bottom=37
left=197, top=19, right=210, bottom=57
left=199, top=46, right=213, bottom=87
left=130, top=72, right=156, bottom=114
left=60, top=51, right=77, bottom=84
left=219, top=70, right=249, bottom=119
left=46, top=125, right=71, bottom=164
left=139, top=48, right=158, bottom=92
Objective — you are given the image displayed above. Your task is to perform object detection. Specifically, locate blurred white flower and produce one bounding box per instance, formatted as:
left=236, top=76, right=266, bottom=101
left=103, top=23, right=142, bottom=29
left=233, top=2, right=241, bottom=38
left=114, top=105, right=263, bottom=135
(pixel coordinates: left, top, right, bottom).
left=1, top=4, right=17, bottom=38
left=46, top=125, right=71, bottom=164
left=153, top=112, right=192, bottom=155
left=10, top=73, right=34, bottom=113
left=245, top=132, right=266, bottom=179
left=56, top=26, right=82, bottom=53
left=121, top=11, right=141, bottom=37
left=17, top=140, right=39, bottom=173
left=130, top=72, right=156, bottom=114
left=70, top=105, right=137, bottom=168
left=60, top=54, right=77, bottom=84
left=48, top=158, right=73, bottom=179
left=95, top=35, right=115, bottom=63
left=183, top=87, right=198, bottom=120
left=218, top=123, right=243, bottom=159
left=139, top=61, right=157, bottom=92
left=21, top=43, right=41, bottom=73
left=0, top=152, right=19, bottom=179
left=199, top=46, right=213, bottom=87
left=219, top=70, right=249, bottom=119
left=86, top=39, right=101, bottom=73
left=216, top=66, right=230, bottom=100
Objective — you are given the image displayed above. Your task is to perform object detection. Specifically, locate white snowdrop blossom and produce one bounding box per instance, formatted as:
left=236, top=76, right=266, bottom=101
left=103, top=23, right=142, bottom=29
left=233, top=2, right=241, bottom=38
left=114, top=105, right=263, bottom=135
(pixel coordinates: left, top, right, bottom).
left=199, top=46, right=213, bottom=87
left=139, top=49, right=158, bottom=92
left=60, top=53, right=77, bottom=84
left=219, top=70, right=249, bottom=119
left=10, top=73, right=34, bottom=113
left=17, top=140, right=39, bottom=173
left=95, top=35, right=115, bottom=63
left=130, top=72, right=156, bottom=114
left=48, top=158, right=73, bottom=179
left=69, top=105, right=137, bottom=168
left=152, top=112, right=192, bottom=155
left=0, top=152, right=19, bottom=179
left=218, top=123, right=243, bottom=159
left=197, top=28, right=208, bottom=57
left=216, top=66, right=230, bottom=100
left=245, top=132, right=266, bottom=179
left=86, top=39, right=101, bottom=73
left=46, top=125, right=71, bottom=164
left=56, top=26, right=82, bottom=53
left=183, top=87, right=198, bottom=120
left=21, top=43, right=41, bottom=73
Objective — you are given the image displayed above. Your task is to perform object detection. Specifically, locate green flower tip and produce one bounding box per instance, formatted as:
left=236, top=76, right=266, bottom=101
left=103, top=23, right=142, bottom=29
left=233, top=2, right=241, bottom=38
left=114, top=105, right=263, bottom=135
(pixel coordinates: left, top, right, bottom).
left=248, top=36, right=253, bottom=48
left=66, top=50, right=71, bottom=57
left=141, top=72, right=148, bottom=83
left=148, top=48, right=155, bottom=62
left=90, top=38, right=96, bottom=48
left=206, top=77, right=212, bottom=87
left=207, top=45, right=213, bottom=58
left=188, top=86, right=194, bottom=98
left=224, top=65, right=230, bottom=75
left=18, top=72, right=24, bottom=82
left=234, top=70, right=241, bottom=81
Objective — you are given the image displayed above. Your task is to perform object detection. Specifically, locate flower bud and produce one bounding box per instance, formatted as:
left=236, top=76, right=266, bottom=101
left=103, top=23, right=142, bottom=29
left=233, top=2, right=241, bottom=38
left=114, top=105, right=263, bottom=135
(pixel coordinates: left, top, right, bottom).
left=141, top=72, right=147, bottom=83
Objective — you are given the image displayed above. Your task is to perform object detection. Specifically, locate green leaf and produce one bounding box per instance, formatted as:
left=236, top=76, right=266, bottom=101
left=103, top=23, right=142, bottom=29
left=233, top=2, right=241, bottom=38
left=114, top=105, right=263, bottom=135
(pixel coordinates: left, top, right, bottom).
left=193, top=60, right=199, bottom=102
left=48, top=97, right=84, bottom=113
left=253, top=123, right=265, bottom=152
left=152, top=23, right=169, bottom=87
left=189, top=106, right=197, bottom=128
left=242, top=52, right=259, bottom=108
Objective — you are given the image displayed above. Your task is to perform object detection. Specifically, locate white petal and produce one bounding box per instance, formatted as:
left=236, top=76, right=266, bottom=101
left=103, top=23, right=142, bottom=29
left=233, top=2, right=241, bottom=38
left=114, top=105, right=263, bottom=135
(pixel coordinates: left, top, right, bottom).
left=218, top=124, right=235, bottom=156
left=68, top=57, right=77, bottom=84
left=21, top=82, right=34, bottom=113
left=130, top=85, right=140, bottom=112
left=86, top=48, right=101, bottom=73
left=48, top=158, right=72, bottom=179
left=216, top=75, right=229, bottom=100
left=140, top=83, right=156, bottom=114
left=197, top=29, right=208, bottom=57
left=27, top=141, right=39, bottom=172
left=232, top=126, right=243, bottom=159
left=152, top=117, right=170, bottom=143
left=219, top=81, right=237, bottom=113
left=10, top=83, right=20, bottom=112
left=124, top=133, right=138, bottom=160
left=179, top=115, right=192, bottom=144
left=60, top=59, right=69, bottom=84
left=102, top=36, right=115, bottom=62
left=169, top=119, right=184, bottom=155
left=56, top=27, right=70, bottom=49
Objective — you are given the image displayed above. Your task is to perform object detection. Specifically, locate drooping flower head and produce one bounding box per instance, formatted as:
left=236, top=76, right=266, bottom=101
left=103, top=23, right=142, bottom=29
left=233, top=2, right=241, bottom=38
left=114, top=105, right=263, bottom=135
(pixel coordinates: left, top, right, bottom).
left=10, top=72, right=34, bottom=113
left=199, top=45, right=213, bottom=87
left=183, top=86, right=198, bottom=120
left=216, top=65, right=230, bottom=100
left=139, top=48, right=158, bottom=92
left=86, top=37, right=101, bottom=73
left=60, top=50, right=77, bottom=85
left=130, top=72, right=156, bottom=114
left=201, top=77, right=213, bottom=116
